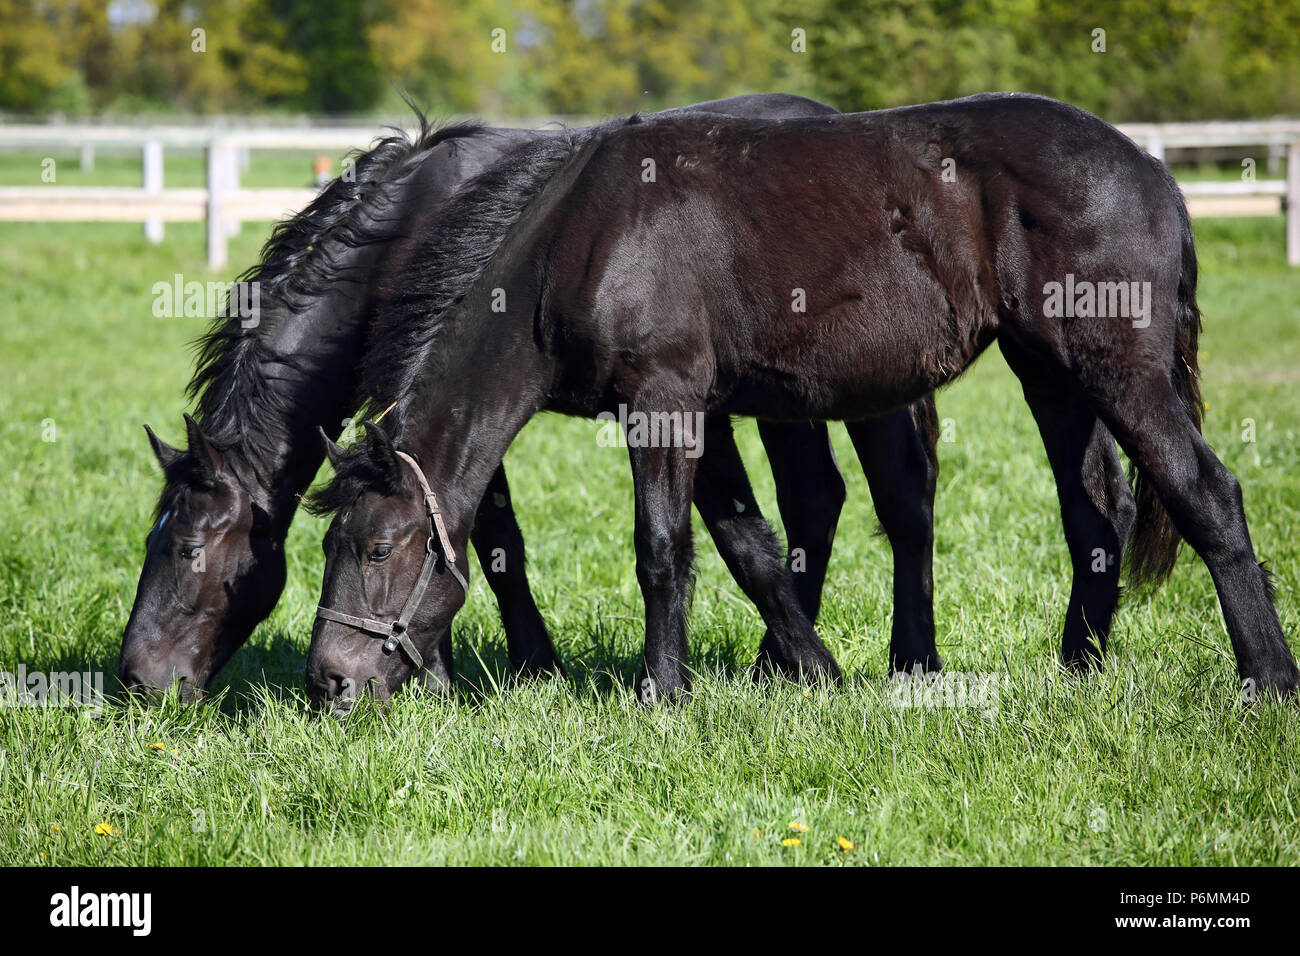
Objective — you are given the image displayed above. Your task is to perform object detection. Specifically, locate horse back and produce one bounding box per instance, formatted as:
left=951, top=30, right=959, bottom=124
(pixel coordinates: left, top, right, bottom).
left=543, top=94, right=1184, bottom=420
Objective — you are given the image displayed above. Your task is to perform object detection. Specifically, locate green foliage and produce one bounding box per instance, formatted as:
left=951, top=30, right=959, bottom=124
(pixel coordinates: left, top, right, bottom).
left=0, top=0, right=107, bottom=112
left=267, top=0, right=383, bottom=112
left=802, top=0, right=1300, bottom=119
left=2, top=1, right=1294, bottom=118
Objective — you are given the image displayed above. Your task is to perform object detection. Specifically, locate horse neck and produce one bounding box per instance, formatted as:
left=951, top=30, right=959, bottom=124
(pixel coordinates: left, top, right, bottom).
left=394, top=301, right=552, bottom=544
left=205, top=132, right=527, bottom=530
left=379, top=133, right=614, bottom=542
left=260, top=295, right=371, bottom=520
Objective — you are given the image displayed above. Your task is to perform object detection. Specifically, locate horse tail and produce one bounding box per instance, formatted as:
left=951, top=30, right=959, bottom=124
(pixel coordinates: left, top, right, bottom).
left=1125, top=168, right=1202, bottom=590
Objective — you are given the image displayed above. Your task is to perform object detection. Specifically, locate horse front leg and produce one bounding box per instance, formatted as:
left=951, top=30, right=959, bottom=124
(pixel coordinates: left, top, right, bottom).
left=628, top=430, right=699, bottom=706
left=470, top=463, right=565, bottom=677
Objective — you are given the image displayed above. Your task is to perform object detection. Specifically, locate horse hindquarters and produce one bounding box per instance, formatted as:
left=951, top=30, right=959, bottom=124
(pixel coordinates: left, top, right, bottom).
left=1000, top=162, right=1298, bottom=696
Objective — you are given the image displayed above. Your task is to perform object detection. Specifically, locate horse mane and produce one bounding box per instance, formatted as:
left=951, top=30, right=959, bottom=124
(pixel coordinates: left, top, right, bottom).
left=184, top=110, right=487, bottom=475
left=312, top=118, right=639, bottom=516
left=359, top=123, right=612, bottom=425
left=305, top=440, right=403, bottom=517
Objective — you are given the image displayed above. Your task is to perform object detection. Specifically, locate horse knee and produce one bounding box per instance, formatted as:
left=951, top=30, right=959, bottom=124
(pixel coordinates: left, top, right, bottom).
left=876, top=495, right=932, bottom=551
left=1113, top=486, right=1137, bottom=541
left=1194, top=464, right=1249, bottom=554
left=635, top=533, right=691, bottom=590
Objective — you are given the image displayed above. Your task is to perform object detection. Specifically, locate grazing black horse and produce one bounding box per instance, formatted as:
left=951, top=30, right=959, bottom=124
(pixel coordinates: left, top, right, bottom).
left=119, top=94, right=941, bottom=698
left=308, top=92, right=1299, bottom=709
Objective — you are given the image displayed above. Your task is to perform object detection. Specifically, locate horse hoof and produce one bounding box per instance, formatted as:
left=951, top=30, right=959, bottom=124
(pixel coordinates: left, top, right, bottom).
left=637, top=674, right=691, bottom=707
left=516, top=656, right=567, bottom=680
left=1241, top=665, right=1300, bottom=703
left=754, top=647, right=842, bottom=687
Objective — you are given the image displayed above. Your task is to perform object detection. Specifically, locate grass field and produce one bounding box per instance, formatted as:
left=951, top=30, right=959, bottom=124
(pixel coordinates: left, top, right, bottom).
left=1, top=214, right=1298, bottom=866
left=0, top=149, right=334, bottom=189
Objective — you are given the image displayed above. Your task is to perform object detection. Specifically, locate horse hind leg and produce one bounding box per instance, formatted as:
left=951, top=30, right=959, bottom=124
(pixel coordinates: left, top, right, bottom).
left=699, top=418, right=841, bottom=684
left=1090, top=378, right=1298, bottom=696
left=844, top=401, right=940, bottom=675
left=999, top=338, right=1135, bottom=671
left=757, top=419, right=845, bottom=624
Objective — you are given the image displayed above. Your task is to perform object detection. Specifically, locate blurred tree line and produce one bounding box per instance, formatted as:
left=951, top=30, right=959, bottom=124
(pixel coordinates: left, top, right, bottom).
left=1, top=0, right=1296, bottom=120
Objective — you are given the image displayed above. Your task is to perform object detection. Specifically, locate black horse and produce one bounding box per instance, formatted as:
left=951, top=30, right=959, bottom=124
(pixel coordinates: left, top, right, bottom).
left=308, top=92, right=1299, bottom=709
left=119, top=94, right=941, bottom=698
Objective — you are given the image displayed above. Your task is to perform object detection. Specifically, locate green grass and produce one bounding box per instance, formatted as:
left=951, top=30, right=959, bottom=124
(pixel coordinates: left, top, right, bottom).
left=0, top=149, right=340, bottom=189
left=1, top=216, right=1298, bottom=865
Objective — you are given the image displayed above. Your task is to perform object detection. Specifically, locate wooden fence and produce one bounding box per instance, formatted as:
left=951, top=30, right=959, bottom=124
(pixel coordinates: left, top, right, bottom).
left=0, top=118, right=1297, bottom=268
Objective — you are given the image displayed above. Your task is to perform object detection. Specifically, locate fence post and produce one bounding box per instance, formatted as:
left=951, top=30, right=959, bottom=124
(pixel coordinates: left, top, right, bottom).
left=224, top=144, right=242, bottom=239
left=206, top=138, right=234, bottom=271
left=1288, top=141, right=1300, bottom=268
left=79, top=143, right=94, bottom=172
left=142, top=139, right=164, bottom=243
left=1268, top=141, right=1285, bottom=175
left=1147, top=134, right=1165, bottom=165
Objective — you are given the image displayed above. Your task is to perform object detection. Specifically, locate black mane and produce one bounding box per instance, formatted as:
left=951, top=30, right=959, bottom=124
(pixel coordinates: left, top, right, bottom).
left=305, top=440, right=403, bottom=516
left=184, top=112, right=487, bottom=478
left=358, top=125, right=607, bottom=425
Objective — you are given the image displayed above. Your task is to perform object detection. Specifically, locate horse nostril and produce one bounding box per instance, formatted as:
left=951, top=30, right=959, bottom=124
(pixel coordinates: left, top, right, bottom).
left=324, top=673, right=356, bottom=701
left=120, top=669, right=148, bottom=694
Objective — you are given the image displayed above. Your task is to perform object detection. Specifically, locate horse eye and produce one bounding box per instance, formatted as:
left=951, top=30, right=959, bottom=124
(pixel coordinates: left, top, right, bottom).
left=178, top=543, right=203, bottom=560
left=369, top=544, right=393, bottom=561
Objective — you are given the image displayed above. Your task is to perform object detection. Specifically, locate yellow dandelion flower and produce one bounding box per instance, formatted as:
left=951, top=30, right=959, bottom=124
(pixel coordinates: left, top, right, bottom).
left=788, top=821, right=809, bottom=833
left=752, top=828, right=762, bottom=840
left=149, top=742, right=165, bottom=751
left=92, top=823, right=119, bottom=836
left=781, top=837, right=801, bottom=847
left=50, top=824, right=61, bottom=834
left=837, top=837, right=856, bottom=851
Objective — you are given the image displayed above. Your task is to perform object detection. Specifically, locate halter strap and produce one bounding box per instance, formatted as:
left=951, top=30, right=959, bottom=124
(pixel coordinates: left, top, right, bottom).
left=314, top=450, right=467, bottom=670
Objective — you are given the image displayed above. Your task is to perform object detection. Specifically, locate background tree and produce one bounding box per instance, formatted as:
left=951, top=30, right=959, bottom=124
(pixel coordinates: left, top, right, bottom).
left=0, top=0, right=1296, bottom=120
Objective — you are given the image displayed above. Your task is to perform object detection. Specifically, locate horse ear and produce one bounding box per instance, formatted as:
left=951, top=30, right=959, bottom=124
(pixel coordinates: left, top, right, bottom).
left=183, top=412, right=227, bottom=485
left=360, top=420, right=402, bottom=481
left=319, top=426, right=346, bottom=469
left=143, top=423, right=183, bottom=471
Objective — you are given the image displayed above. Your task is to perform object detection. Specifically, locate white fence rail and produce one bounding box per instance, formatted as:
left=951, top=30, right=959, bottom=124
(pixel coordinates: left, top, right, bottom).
left=0, top=118, right=1297, bottom=268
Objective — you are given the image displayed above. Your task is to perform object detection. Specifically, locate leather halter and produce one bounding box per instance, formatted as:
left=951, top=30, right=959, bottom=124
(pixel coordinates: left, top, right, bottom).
left=315, top=450, right=467, bottom=670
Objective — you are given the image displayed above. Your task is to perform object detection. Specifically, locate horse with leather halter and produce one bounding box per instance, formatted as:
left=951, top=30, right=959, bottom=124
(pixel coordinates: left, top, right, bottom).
left=315, top=444, right=466, bottom=672
left=306, top=92, right=1298, bottom=709
left=121, top=94, right=943, bottom=701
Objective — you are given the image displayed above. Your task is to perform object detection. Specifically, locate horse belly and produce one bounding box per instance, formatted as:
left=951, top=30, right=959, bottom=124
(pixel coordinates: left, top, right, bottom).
left=725, top=268, right=991, bottom=420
